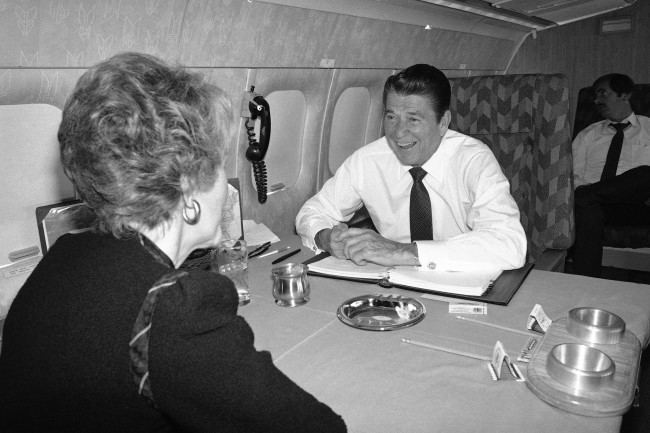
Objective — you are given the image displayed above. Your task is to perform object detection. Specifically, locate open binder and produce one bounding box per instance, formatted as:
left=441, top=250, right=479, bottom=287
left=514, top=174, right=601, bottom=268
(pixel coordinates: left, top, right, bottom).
left=304, top=253, right=534, bottom=306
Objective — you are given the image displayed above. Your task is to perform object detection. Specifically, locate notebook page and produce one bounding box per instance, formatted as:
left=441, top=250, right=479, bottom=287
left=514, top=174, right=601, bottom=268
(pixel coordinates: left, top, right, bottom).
left=388, top=267, right=502, bottom=297
left=306, top=256, right=392, bottom=280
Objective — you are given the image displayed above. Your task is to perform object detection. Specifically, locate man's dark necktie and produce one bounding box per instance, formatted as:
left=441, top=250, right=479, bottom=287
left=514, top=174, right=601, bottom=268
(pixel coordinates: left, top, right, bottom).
left=409, top=167, right=433, bottom=241
left=600, top=122, right=630, bottom=181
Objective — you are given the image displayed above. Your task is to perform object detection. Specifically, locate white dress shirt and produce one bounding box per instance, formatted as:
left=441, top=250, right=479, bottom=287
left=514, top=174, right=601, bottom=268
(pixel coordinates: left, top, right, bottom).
left=295, top=130, right=527, bottom=271
left=572, top=113, right=650, bottom=187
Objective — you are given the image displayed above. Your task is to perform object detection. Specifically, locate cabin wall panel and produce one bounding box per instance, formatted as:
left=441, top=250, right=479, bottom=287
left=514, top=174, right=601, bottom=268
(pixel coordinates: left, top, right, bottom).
left=508, top=1, right=650, bottom=129
left=0, top=66, right=249, bottom=178
left=181, top=0, right=514, bottom=70
left=0, top=0, right=186, bottom=67
left=0, top=69, right=83, bottom=108
left=0, top=0, right=515, bottom=71
left=237, top=68, right=332, bottom=237
left=189, top=68, right=250, bottom=179
left=319, top=68, right=392, bottom=188
left=0, top=104, right=70, bottom=264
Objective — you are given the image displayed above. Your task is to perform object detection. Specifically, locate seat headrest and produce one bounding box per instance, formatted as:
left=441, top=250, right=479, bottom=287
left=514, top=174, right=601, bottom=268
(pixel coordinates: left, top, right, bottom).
left=573, top=83, right=650, bottom=139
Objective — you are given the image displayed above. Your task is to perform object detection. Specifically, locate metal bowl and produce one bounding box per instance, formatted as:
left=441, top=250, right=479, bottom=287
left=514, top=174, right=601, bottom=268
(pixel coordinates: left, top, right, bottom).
left=546, top=343, right=615, bottom=392
left=567, top=307, right=625, bottom=344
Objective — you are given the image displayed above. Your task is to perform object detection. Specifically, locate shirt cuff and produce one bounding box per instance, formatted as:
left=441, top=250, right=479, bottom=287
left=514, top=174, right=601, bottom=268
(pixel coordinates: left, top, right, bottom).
left=415, top=241, right=503, bottom=272
left=299, top=223, right=331, bottom=253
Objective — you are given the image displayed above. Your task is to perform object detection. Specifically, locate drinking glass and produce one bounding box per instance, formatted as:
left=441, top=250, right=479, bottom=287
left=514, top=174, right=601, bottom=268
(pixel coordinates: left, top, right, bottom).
left=213, top=239, right=251, bottom=306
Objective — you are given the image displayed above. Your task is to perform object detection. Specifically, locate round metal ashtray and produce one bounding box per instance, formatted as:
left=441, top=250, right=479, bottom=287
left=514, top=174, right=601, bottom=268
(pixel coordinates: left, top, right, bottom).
left=546, top=343, right=615, bottom=392
left=567, top=307, right=625, bottom=344
left=337, top=294, right=425, bottom=331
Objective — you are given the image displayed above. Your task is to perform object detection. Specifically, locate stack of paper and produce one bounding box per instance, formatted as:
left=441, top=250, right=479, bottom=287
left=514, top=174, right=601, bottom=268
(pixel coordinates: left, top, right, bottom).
left=0, top=255, right=41, bottom=319
left=307, top=256, right=501, bottom=297
left=243, top=220, right=281, bottom=246
left=388, top=267, right=501, bottom=297
left=308, top=257, right=392, bottom=280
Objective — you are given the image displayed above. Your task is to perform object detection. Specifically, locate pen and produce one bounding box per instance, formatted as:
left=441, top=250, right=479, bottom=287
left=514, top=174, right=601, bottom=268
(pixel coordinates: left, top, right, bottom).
left=257, top=245, right=292, bottom=259
left=248, top=241, right=271, bottom=258
left=271, top=248, right=301, bottom=265
left=454, top=315, right=538, bottom=337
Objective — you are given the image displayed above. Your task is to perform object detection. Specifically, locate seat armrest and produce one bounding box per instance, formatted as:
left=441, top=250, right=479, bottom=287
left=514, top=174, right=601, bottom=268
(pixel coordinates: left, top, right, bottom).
left=603, top=226, right=650, bottom=249
left=534, top=249, right=567, bottom=272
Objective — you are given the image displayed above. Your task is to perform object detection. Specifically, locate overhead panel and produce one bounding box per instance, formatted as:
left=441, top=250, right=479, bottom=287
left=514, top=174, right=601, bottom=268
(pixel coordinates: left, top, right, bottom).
left=256, top=0, right=533, bottom=41
left=257, top=0, right=636, bottom=37
left=418, top=0, right=555, bottom=29
left=481, top=0, right=637, bottom=25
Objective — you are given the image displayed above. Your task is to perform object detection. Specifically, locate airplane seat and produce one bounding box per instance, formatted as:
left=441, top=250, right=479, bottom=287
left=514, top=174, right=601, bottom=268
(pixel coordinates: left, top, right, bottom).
left=448, top=74, right=574, bottom=272
left=573, top=84, right=650, bottom=272
left=0, top=104, right=74, bottom=321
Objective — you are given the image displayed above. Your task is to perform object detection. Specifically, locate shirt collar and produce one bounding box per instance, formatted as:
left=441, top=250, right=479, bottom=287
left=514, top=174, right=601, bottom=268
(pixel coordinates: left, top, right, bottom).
left=605, top=112, right=637, bottom=131
left=420, top=130, right=452, bottom=181
left=393, top=130, right=450, bottom=182
left=625, top=112, right=638, bottom=127
left=137, top=233, right=175, bottom=269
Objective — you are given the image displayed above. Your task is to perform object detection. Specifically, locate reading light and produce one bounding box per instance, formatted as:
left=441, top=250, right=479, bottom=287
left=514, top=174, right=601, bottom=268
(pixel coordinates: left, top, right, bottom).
left=599, top=16, right=633, bottom=34
left=417, top=0, right=555, bottom=30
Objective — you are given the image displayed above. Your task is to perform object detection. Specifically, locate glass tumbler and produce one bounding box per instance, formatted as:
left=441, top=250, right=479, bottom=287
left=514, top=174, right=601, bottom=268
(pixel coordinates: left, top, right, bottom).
left=213, top=239, right=251, bottom=306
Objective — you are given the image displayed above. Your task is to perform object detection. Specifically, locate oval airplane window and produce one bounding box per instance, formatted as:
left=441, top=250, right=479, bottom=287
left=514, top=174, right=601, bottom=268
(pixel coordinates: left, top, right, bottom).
left=259, top=90, right=305, bottom=193
left=329, top=87, right=371, bottom=173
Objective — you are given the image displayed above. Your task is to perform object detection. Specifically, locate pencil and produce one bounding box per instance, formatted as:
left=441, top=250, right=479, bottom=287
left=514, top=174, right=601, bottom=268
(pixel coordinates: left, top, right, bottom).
left=401, top=337, right=491, bottom=361
left=257, top=245, right=291, bottom=259
left=248, top=242, right=271, bottom=258
left=271, top=248, right=301, bottom=265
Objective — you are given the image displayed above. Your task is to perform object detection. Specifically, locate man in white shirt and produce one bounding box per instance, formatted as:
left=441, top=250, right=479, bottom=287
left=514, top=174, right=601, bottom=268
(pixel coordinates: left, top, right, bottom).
left=571, top=73, right=650, bottom=277
left=295, top=64, right=527, bottom=272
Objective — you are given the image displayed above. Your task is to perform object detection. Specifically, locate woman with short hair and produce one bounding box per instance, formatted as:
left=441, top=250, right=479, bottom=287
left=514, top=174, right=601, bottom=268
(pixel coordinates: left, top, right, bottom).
left=0, top=52, right=346, bottom=433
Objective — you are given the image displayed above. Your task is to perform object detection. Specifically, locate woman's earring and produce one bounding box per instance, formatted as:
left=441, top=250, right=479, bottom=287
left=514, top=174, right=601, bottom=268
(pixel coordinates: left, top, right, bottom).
left=182, top=199, right=201, bottom=225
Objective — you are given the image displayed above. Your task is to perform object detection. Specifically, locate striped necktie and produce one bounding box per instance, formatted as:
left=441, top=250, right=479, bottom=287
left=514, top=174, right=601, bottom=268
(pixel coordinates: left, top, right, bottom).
left=409, top=167, right=433, bottom=241
left=600, top=122, right=630, bottom=181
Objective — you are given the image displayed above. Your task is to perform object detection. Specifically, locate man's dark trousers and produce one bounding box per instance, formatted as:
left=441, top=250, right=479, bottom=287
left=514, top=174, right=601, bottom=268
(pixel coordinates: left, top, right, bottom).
left=573, top=166, right=650, bottom=277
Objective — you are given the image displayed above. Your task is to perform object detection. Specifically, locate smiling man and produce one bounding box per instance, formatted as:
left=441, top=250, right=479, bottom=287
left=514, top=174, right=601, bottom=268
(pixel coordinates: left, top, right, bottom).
left=571, top=73, right=650, bottom=277
left=295, top=64, right=527, bottom=271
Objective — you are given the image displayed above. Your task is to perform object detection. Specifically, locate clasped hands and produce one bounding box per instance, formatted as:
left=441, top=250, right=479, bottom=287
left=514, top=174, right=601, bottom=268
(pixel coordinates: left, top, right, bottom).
left=317, top=223, right=419, bottom=267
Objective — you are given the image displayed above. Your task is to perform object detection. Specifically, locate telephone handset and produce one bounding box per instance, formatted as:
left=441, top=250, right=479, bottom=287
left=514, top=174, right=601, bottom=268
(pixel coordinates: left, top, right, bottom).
left=244, top=86, right=271, bottom=204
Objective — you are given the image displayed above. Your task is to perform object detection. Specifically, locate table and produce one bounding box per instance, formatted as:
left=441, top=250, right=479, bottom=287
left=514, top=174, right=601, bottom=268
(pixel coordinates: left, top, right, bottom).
left=242, top=238, right=650, bottom=433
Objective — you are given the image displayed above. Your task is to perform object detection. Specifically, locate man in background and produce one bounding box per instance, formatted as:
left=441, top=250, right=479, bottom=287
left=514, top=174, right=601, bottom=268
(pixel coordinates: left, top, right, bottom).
left=295, top=64, right=526, bottom=272
left=571, top=73, right=650, bottom=277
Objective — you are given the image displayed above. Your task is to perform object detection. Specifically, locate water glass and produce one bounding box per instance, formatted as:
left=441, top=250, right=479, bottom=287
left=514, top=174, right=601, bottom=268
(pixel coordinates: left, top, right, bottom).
left=213, top=239, right=251, bottom=306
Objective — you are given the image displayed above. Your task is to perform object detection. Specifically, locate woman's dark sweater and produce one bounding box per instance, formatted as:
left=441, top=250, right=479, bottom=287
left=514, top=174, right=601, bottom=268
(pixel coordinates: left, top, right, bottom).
left=0, top=231, right=345, bottom=432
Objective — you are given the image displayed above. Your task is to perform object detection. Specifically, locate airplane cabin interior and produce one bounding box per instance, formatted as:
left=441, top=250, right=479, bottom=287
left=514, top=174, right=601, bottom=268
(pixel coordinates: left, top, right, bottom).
left=0, top=0, right=649, bottom=432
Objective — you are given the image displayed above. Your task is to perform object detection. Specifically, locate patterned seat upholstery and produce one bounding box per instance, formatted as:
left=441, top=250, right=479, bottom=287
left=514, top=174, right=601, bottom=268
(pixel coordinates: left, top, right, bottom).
left=449, top=74, right=574, bottom=270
